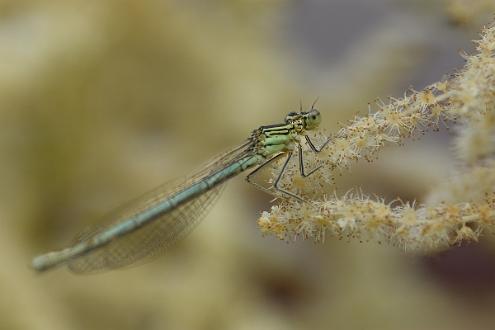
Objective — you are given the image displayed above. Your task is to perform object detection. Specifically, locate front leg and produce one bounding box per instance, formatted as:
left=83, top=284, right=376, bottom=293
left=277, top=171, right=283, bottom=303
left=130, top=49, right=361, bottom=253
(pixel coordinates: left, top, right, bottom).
left=294, top=134, right=331, bottom=178
left=305, top=135, right=331, bottom=153
left=298, top=144, right=322, bottom=178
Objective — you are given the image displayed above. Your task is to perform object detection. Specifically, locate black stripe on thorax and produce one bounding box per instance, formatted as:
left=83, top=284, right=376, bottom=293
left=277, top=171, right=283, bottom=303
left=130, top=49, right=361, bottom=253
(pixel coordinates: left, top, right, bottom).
left=260, top=123, right=292, bottom=137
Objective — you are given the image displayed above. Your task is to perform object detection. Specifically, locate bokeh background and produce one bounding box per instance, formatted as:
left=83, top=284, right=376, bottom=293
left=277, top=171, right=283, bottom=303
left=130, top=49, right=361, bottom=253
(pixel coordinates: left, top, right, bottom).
left=1, top=0, right=495, bottom=329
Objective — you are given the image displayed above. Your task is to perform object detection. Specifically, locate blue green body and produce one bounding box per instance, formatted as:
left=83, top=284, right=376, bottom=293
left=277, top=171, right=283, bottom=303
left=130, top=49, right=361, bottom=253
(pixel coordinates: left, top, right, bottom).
left=31, top=154, right=262, bottom=272
left=31, top=108, right=323, bottom=273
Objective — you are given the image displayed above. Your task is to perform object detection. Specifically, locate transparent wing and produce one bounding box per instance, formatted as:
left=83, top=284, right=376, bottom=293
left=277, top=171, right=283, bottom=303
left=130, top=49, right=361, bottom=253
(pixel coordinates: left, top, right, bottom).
left=67, top=140, right=254, bottom=274
left=68, top=186, right=223, bottom=273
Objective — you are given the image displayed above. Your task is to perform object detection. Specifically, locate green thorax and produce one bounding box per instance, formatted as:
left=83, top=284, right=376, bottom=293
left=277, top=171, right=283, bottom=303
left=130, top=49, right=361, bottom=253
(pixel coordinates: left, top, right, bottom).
left=252, top=120, right=303, bottom=158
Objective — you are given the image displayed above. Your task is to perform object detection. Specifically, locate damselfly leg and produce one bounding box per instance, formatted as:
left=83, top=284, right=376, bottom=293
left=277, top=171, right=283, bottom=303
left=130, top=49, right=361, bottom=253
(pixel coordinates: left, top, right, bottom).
left=246, top=135, right=331, bottom=200
left=298, top=134, right=331, bottom=177
left=305, top=135, right=331, bottom=153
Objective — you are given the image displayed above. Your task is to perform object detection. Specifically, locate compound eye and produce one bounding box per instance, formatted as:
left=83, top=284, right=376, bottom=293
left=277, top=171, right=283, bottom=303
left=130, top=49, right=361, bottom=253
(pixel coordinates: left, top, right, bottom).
left=305, top=109, right=321, bottom=129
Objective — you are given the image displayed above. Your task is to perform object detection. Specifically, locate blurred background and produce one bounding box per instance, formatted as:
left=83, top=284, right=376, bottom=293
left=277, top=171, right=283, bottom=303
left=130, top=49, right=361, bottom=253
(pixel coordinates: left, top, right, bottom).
left=1, top=0, right=495, bottom=329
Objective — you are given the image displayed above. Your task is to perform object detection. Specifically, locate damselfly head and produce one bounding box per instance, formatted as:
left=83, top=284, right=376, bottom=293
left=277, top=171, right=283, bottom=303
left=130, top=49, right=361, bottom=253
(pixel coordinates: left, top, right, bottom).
left=302, top=109, right=321, bottom=130
left=285, top=108, right=321, bottom=130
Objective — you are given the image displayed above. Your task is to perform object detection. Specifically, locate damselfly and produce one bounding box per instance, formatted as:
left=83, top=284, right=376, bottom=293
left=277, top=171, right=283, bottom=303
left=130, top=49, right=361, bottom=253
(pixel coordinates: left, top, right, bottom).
left=32, top=107, right=329, bottom=273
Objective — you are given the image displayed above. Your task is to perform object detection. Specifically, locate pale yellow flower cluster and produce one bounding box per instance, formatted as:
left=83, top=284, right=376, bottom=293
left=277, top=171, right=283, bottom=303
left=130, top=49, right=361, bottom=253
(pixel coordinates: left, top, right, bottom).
left=450, top=25, right=495, bottom=164
left=259, top=190, right=495, bottom=251
left=428, top=162, right=495, bottom=205
left=259, top=21, right=495, bottom=251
